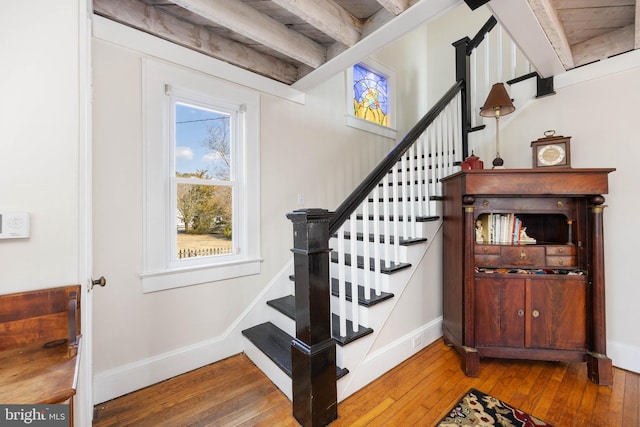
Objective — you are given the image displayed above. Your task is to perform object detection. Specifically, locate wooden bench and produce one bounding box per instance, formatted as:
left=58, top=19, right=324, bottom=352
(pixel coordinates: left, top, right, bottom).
left=0, top=285, right=81, bottom=426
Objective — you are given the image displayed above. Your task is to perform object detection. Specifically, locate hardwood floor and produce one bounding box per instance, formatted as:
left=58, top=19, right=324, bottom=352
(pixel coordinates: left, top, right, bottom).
left=93, top=339, right=639, bottom=426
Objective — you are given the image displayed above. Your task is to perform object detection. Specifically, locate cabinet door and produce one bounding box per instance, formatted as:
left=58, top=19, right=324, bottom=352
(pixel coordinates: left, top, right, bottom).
left=526, top=278, right=587, bottom=350
left=475, top=277, right=525, bottom=347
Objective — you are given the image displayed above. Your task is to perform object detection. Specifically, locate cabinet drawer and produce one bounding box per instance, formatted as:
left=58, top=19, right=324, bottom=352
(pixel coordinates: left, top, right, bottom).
left=546, top=256, right=576, bottom=268
left=475, top=244, right=501, bottom=255
left=546, top=245, right=576, bottom=256
left=475, top=255, right=501, bottom=267
left=501, top=246, right=545, bottom=267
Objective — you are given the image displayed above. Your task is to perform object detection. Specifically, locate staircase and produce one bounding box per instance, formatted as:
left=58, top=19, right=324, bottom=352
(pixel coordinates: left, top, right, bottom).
left=238, top=15, right=541, bottom=427
left=241, top=209, right=442, bottom=399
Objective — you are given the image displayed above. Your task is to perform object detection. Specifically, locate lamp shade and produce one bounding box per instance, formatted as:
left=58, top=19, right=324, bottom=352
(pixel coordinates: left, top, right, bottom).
left=479, top=83, right=515, bottom=117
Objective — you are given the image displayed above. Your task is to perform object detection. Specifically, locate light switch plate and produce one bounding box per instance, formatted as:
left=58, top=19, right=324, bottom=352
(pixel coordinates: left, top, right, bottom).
left=0, top=212, right=30, bottom=239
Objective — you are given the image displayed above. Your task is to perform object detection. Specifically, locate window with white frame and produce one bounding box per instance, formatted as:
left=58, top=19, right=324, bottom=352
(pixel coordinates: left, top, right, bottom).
left=142, top=58, right=261, bottom=293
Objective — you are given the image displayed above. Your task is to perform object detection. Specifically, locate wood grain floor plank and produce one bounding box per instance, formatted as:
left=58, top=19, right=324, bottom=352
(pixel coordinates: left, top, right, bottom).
left=92, top=339, right=639, bottom=427
left=531, top=361, right=569, bottom=421
left=608, top=367, right=627, bottom=426
left=573, top=381, right=599, bottom=427
left=622, top=370, right=639, bottom=427
left=546, top=361, right=589, bottom=426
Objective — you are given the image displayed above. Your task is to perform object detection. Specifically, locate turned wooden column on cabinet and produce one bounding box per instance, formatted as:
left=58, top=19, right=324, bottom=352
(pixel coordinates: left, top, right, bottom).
left=441, top=169, right=615, bottom=385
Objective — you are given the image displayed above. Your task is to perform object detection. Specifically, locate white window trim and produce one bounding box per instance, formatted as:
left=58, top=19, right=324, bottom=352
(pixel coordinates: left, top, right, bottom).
left=141, top=58, right=261, bottom=293
left=345, top=58, right=397, bottom=140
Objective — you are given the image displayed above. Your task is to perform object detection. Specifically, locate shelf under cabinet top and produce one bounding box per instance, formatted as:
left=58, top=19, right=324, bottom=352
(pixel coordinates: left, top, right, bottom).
left=441, top=168, right=615, bottom=196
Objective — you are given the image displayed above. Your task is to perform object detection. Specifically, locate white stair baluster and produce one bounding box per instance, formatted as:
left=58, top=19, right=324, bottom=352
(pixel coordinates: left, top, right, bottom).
left=443, top=104, right=451, bottom=176
left=362, top=196, right=371, bottom=301
left=372, top=185, right=382, bottom=296
left=455, top=93, right=463, bottom=165
left=436, top=116, right=444, bottom=197
left=338, top=224, right=347, bottom=337
left=429, top=125, right=437, bottom=206
left=349, top=211, right=359, bottom=332
left=392, top=165, right=400, bottom=264
left=416, top=134, right=424, bottom=219
left=408, top=144, right=417, bottom=238
left=383, top=173, right=391, bottom=269
left=401, top=155, right=409, bottom=240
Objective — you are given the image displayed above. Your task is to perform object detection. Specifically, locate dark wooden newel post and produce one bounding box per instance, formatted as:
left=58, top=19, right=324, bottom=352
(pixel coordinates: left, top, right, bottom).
left=287, top=209, right=338, bottom=427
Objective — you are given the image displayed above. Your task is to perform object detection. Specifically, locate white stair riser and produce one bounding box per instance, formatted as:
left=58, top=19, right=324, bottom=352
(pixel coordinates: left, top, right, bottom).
left=329, top=264, right=391, bottom=292
left=268, top=305, right=296, bottom=337
left=340, top=219, right=435, bottom=239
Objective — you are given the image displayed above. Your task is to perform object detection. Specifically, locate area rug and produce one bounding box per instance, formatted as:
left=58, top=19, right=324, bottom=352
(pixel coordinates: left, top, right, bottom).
left=435, top=388, right=552, bottom=427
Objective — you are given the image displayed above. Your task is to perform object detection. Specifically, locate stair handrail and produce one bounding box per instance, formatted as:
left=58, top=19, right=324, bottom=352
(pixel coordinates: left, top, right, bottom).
left=466, top=16, right=497, bottom=54
left=329, top=79, right=464, bottom=235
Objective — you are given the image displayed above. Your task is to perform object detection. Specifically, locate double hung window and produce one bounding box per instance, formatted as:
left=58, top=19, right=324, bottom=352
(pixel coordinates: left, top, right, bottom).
left=142, top=59, right=260, bottom=292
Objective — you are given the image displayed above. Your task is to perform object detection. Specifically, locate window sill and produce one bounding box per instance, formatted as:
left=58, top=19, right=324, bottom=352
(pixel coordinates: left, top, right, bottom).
left=141, top=257, right=262, bottom=293
left=345, top=115, right=397, bottom=139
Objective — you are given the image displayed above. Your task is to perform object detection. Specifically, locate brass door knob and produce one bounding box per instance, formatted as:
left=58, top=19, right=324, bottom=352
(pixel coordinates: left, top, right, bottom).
left=532, top=309, right=540, bottom=318
left=91, top=276, right=107, bottom=289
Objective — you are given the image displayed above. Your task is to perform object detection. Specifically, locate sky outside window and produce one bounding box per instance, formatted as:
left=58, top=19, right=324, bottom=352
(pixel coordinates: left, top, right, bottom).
left=175, top=103, right=230, bottom=177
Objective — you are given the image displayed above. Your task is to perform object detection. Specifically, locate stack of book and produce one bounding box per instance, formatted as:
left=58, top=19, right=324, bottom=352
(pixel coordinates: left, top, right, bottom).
left=476, top=213, right=536, bottom=244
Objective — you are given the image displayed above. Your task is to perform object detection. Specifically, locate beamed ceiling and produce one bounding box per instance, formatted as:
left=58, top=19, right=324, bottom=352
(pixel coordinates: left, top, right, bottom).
left=94, top=0, right=640, bottom=87
left=529, top=0, right=639, bottom=70
left=93, top=0, right=416, bottom=86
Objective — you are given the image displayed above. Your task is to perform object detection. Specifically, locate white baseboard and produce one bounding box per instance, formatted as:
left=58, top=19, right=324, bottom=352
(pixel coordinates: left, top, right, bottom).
left=94, top=260, right=295, bottom=405
left=337, top=317, right=442, bottom=401
left=609, top=340, right=640, bottom=375
left=93, top=335, right=243, bottom=404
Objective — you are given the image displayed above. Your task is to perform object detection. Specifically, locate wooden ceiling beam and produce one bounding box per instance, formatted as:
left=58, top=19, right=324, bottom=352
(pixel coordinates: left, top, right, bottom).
left=528, top=0, right=576, bottom=69
left=93, top=0, right=299, bottom=84
left=557, top=5, right=635, bottom=29
left=270, top=0, right=363, bottom=47
left=555, top=0, right=634, bottom=7
left=572, top=24, right=635, bottom=66
left=168, top=0, right=327, bottom=69
left=376, top=0, right=410, bottom=16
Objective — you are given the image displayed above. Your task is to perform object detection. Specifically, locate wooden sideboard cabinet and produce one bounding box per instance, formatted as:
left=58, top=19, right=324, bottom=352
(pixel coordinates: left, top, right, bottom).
left=441, top=169, right=615, bottom=385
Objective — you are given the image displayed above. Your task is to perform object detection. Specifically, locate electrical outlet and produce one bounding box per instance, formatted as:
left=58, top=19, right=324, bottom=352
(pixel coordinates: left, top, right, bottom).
left=412, top=333, right=424, bottom=349
left=0, top=212, right=30, bottom=239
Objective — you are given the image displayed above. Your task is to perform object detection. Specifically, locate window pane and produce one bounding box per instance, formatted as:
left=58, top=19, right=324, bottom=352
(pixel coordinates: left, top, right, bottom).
left=353, top=64, right=389, bottom=127
left=175, top=103, right=231, bottom=180
left=176, top=183, right=233, bottom=259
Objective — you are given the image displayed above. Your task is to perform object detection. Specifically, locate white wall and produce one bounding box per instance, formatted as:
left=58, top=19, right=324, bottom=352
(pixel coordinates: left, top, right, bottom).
left=499, top=64, right=640, bottom=373
left=1, top=1, right=94, bottom=425
left=0, top=1, right=80, bottom=292
left=91, top=18, right=434, bottom=402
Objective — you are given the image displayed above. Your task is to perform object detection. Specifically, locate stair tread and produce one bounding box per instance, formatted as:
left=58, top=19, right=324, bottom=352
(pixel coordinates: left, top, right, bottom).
left=330, top=252, right=411, bottom=274
left=242, top=322, right=292, bottom=376
left=266, top=295, right=377, bottom=345
left=242, top=322, right=348, bottom=379
left=333, top=232, right=427, bottom=246
left=330, top=278, right=394, bottom=307
left=272, top=282, right=393, bottom=311
left=356, top=214, right=440, bottom=222
left=332, top=314, right=374, bottom=346
left=267, top=295, right=295, bottom=317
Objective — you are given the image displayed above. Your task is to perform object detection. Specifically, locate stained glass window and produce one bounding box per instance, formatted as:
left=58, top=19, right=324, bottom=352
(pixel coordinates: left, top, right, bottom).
left=353, top=63, right=389, bottom=127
